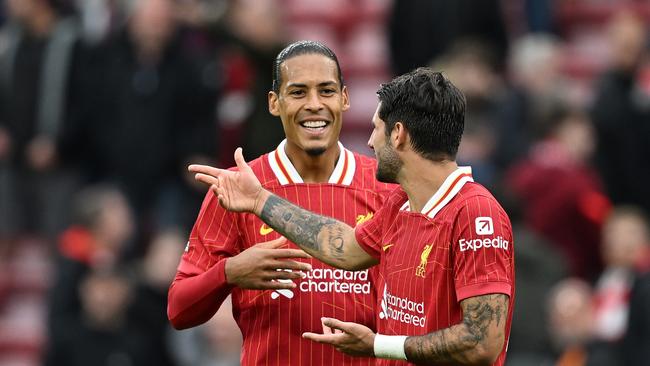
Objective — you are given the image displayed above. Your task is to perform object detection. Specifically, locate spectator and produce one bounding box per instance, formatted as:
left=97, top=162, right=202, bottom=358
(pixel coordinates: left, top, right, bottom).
left=593, top=206, right=650, bottom=342
left=506, top=105, right=610, bottom=280
left=45, top=185, right=133, bottom=348
left=591, top=11, right=650, bottom=214
left=622, top=264, right=650, bottom=365
left=44, top=268, right=152, bottom=366
left=0, top=0, right=82, bottom=240
left=129, top=229, right=185, bottom=366
left=495, top=33, right=570, bottom=171
left=67, top=0, right=219, bottom=242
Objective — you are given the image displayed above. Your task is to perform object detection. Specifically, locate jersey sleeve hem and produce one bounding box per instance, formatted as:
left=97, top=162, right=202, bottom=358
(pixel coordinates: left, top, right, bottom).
left=354, top=227, right=381, bottom=260
left=456, top=281, right=512, bottom=302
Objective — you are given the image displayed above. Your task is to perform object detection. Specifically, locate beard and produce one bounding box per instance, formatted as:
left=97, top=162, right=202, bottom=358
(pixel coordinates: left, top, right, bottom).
left=375, top=144, right=402, bottom=183
left=305, top=147, right=327, bottom=156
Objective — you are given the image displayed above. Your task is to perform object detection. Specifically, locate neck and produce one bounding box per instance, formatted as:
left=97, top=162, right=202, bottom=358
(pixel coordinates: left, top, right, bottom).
left=397, top=152, right=458, bottom=213
left=284, top=141, right=340, bottom=183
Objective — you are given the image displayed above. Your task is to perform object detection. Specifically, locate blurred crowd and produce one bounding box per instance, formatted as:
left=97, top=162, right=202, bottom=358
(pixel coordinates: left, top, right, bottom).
left=0, top=1, right=649, bottom=366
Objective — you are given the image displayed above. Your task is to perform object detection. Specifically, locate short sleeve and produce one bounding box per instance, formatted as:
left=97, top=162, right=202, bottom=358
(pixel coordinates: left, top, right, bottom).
left=354, top=187, right=404, bottom=259
left=452, top=194, right=514, bottom=301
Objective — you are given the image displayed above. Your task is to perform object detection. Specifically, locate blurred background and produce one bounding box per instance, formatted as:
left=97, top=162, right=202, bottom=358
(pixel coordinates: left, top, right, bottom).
left=0, top=0, right=649, bottom=365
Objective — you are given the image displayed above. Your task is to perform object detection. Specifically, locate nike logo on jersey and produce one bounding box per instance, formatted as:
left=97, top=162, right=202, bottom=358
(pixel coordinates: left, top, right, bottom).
left=382, top=244, right=394, bottom=251
left=260, top=224, right=274, bottom=236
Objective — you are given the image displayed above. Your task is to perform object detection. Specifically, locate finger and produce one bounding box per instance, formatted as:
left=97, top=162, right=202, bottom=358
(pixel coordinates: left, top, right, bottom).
left=267, top=259, right=312, bottom=272
left=302, top=332, right=340, bottom=344
left=256, top=237, right=287, bottom=249
left=269, top=270, right=307, bottom=281
left=321, top=317, right=351, bottom=333
left=188, top=164, right=224, bottom=176
left=322, top=321, right=335, bottom=335
left=270, top=249, right=312, bottom=259
left=234, top=147, right=253, bottom=173
left=259, top=281, right=297, bottom=290
left=194, top=172, right=219, bottom=187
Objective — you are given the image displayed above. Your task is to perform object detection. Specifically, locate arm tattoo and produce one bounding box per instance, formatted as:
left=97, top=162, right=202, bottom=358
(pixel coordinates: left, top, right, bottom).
left=261, top=194, right=350, bottom=262
left=404, top=294, right=508, bottom=364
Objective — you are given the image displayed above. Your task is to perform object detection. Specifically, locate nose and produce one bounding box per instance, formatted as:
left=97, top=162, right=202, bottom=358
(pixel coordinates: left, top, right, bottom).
left=304, top=90, right=324, bottom=112
left=367, top=131, right=375, bottom=150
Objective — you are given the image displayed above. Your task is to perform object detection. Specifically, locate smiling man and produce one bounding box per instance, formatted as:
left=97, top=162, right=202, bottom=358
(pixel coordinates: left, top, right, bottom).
left=167, top=40, right=394, bottom=365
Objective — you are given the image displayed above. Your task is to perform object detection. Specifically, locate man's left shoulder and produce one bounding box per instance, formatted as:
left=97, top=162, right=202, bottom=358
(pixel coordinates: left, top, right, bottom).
left=451, top=182, right=509, bottom=219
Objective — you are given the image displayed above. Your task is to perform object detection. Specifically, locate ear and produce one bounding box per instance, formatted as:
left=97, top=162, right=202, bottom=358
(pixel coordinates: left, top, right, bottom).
left=341, top=85, right=350, bottom=112
left=391, top=122, right=408, bottom=150
left=268, top=91, right=280, bottom=116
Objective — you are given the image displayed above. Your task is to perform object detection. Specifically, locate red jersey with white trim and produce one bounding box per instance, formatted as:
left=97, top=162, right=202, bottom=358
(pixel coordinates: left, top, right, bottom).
left=355, top=167, right=515, bottom=366
left=168, top=140, right=395, bottom=366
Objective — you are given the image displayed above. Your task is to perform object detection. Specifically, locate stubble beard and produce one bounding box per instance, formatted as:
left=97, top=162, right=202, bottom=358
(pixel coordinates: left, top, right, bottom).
left=375, top=145, right=402, bottom=183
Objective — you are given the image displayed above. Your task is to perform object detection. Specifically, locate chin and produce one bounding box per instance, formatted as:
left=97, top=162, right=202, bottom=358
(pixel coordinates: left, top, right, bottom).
left=305, top=147, right=327, bottom=156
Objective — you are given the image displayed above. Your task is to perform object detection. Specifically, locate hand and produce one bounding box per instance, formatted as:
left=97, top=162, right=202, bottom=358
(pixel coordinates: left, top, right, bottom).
left=225, top=237, right=313, bottom=289
left=303, top=317, right=376, bottom=357
left=189, top=148, right=268, bottom=214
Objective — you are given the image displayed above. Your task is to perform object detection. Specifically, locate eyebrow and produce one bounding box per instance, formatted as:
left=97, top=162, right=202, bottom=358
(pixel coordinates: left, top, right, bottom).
left=285, top=81, right=338, bottom=88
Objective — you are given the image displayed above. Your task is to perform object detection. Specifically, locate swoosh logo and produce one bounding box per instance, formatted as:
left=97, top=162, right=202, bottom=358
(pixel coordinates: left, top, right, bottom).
left=260, top=224, right=274, bottom=236
left=382, top=244, right=394, bottom=251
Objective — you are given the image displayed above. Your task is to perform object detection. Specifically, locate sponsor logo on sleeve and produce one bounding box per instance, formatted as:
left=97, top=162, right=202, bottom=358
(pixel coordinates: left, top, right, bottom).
left=475, top=217, right=494, bottom=235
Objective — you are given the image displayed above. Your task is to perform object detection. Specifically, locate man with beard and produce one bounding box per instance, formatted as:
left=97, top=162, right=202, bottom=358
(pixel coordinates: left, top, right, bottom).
left=190, top=68, right=515, bottom=365
left=168, top=40, right=394, bottom=365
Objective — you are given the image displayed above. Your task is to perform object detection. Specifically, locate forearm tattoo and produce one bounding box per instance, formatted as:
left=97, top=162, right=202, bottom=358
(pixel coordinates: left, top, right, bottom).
left=404, top=294, right=508, bottom=364
left=261, top=194, right=350, bottom=263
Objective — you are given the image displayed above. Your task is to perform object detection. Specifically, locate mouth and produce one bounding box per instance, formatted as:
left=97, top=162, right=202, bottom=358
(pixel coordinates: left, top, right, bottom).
left=299, top=120, right=330, bottom=134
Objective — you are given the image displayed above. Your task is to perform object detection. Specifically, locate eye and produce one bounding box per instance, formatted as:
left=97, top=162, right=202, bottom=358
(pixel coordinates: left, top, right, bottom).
left=289, top=90, right=305, bottom=97
left=321, top=88, right=336, bottom=95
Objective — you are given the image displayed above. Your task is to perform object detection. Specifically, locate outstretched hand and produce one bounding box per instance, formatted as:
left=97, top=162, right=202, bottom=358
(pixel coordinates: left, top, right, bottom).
left=189, top=148, right=268, bottom=214
left=303, top=317, right=376, bottom=357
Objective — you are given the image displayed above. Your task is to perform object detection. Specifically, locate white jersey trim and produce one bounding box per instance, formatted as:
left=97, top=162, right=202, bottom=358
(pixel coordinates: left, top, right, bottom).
left=400, top=166, right=473, bottom=219
left=268, top=139, right=356, bottom=186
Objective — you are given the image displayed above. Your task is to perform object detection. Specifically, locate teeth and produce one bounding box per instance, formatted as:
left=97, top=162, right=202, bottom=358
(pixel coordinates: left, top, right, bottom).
left=302, top=121, right=327, bottom=128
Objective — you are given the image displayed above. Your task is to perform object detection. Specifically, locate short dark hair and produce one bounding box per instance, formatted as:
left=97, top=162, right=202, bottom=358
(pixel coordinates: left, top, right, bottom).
left=272, top=40, right=344, bottom=93
left=377, top=68, right=465, bottom=161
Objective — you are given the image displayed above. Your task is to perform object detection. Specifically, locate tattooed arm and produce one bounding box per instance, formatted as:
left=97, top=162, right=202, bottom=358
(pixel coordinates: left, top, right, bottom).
left=303, top=293, right=509, bottom=365
left=258, top=192, right=377, bottom=270
left=188, top=149, right=377, bottom=271
left=404, top=294, right=509, bottom=365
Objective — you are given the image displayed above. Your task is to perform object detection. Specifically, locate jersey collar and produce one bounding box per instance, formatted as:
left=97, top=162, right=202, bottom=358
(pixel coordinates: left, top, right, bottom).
left=399, top=166, right=473, bottom=219
left=268, top=139, right=356, bottom=186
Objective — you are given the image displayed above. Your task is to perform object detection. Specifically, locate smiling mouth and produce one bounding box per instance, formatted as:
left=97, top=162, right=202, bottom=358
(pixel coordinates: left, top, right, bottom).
left=300, top=120, right=329, bottom=131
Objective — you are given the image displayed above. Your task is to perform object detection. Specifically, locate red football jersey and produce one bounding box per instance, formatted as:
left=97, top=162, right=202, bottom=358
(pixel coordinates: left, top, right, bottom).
left=355, top=167, right=515, bottom=366
left=168, top=140, right=394, bottom=365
